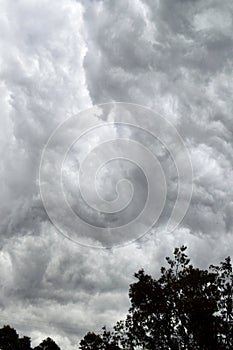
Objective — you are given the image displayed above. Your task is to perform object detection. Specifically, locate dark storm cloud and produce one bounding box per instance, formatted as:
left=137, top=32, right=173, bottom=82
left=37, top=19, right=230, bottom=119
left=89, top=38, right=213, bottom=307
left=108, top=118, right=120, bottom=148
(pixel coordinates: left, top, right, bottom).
left=83, top=0, right=233, bottom=236
left=0, top=0, right=233, bottom=349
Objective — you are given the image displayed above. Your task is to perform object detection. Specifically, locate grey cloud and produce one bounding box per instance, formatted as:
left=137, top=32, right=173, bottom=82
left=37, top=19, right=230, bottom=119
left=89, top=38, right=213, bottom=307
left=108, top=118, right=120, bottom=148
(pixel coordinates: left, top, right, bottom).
left=0, top=0, right=233, bottom=349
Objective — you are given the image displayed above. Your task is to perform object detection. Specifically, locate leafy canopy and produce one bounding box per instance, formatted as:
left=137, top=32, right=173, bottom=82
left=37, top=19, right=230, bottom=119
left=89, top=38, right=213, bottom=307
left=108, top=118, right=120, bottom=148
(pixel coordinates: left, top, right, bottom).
left=80, top=246, right=233, bottom=350
left=0, top=325, right=60, bottom=350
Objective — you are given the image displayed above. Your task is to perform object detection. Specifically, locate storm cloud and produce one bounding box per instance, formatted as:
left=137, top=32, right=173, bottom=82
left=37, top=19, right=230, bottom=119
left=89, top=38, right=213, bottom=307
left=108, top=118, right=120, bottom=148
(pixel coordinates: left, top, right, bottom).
left=0, top=0, right=233, bottom=349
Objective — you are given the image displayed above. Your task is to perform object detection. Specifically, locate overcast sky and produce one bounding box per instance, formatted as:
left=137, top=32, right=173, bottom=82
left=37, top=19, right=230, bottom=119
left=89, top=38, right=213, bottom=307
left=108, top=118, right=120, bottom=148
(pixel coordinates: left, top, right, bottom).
left=0, top=0, right=233, bottom=349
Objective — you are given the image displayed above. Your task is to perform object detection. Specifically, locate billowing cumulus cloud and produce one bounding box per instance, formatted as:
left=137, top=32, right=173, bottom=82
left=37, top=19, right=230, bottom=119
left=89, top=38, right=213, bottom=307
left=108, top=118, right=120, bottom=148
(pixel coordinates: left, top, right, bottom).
left=0, top=0, right=233, bottom=349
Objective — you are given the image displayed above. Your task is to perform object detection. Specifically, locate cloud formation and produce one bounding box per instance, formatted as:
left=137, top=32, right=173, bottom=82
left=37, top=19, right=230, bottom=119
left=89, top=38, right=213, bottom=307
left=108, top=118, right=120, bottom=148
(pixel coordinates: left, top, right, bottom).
left=0, top=0, right=233, bottom=349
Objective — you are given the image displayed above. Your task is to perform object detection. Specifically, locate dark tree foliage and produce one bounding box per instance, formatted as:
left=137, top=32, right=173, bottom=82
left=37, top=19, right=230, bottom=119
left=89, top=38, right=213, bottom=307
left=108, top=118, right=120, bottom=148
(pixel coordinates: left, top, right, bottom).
left=34, top=337, right=61, bottom=350
left=79, top=332, right=103, bottom=350
left=0, top=325, right=32, bottom=350
left=19, top=336, right=32, bottom=350
left=79, top=329, right=120, bottom=350
left=0, top=325, right=60, bottom=350
left=80, top=246, right=233, bottom=350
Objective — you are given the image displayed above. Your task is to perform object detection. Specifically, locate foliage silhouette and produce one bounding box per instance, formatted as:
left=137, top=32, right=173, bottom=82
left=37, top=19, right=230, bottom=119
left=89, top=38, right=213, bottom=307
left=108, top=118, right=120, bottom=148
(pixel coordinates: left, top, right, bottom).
left=0, top=325, right=32, bottom=350
left=34, top=337, right=61, bottom=350
left=0, top=325, right=60, bottom=350
left=80, top=246, right=233, bottom=350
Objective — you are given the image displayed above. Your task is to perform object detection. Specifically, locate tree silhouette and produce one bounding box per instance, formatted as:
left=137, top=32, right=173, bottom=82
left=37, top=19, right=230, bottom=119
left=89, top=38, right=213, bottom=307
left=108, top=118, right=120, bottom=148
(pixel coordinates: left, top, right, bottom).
left=33, top=337, right=60, bottom=350
left=79, top=328, right=120, bottom=350
left=79, top=332, right=104, bottom=350
left=80, top=246, right=233, bottom=350
left=0, top=325, right=32, bottom=350
left=0, top=326, right=60, bottom=350
left=19, top=336, right=32, bottom=350
left=0, top=325, right=22, bottom=350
